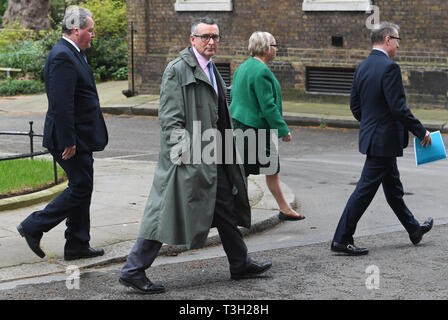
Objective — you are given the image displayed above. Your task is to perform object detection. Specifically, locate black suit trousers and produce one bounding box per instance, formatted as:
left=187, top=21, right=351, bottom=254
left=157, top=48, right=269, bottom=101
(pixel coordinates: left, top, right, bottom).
left=120, top=165, right=250, bottom=280
left=333, top=156, right=420, bottom=245
left=21, top=151, right=94, bottom=250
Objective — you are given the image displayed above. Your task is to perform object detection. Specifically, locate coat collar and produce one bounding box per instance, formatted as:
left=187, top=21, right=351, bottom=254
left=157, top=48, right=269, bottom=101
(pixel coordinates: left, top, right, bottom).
left=180, top=47, right=220, bottom=91
left=60, top=38, right=87, bottom=64
left=59, top=38, right=94, bottom=81
left=370, top=49, right=389, bottom=58
left=180, top=47, right=199, bottom=68
left=60, top=38, right=79, bottom=54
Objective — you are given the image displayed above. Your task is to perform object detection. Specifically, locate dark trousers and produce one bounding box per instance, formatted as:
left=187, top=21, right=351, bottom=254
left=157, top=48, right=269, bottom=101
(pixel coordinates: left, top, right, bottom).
left=333, top=155, right=420, bottom=245
left=120, top=165, right=250, bottom=280
left=21, top=151, right=94, bottom=251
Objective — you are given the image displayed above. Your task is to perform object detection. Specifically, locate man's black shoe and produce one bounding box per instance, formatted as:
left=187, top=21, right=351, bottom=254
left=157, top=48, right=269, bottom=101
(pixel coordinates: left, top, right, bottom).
left=230, top=261, right=272, bottom=280
left=119, top=276, right=166, bottom=294
left=16, top=224, right=45, bottom=259
left=331, top=241, right=369, bottom=256
left=64, top=247, right=105, bottom=261
left=410, top=217, right=433, bottom=245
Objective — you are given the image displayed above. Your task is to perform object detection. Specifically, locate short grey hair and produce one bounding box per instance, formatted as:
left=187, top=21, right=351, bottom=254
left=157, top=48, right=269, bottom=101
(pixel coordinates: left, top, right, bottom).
left=62, top=6, right=93, bottom=35
left=248, top=31, right=275, bottom=57
left=191, top=17, right=218, bottom=35
left=371, top=21, right=399, bottom=45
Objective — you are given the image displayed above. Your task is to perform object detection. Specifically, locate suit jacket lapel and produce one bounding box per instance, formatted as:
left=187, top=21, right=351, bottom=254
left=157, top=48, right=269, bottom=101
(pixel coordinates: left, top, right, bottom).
left=60, top=39, right=94, bottom=80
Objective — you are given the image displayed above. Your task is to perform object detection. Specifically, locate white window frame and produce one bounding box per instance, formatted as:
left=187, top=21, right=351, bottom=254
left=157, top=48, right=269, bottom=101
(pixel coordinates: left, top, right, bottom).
left=174, top=0, right=233, bottom=12
left=302, top=0, right=372, bottom=11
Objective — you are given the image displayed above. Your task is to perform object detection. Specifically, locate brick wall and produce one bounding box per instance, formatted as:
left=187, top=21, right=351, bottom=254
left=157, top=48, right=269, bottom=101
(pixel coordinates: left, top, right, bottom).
left=126, top=0, right=448, bottom=108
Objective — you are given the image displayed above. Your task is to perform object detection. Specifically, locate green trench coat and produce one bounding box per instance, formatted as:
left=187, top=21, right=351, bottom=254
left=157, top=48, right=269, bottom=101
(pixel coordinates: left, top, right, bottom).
left=138, top=47, right=251, bottom=249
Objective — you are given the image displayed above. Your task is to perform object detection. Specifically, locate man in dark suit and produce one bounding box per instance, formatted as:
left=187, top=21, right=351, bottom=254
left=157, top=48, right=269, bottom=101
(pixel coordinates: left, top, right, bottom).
left=17, top=6, right=108, bottom=261
left=331, top=22, right=433, bottom=256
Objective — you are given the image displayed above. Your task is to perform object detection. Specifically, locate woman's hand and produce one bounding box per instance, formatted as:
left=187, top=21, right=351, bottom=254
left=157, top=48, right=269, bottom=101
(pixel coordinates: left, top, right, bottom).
left=282, top=133, right=291, bottom=142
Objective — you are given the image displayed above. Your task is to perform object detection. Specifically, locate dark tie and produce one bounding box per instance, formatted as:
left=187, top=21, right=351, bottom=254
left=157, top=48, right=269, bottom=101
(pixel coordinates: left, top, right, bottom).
left=207, top=62, right=215, bottom=88
left=80, top=51, right=88, bottom=64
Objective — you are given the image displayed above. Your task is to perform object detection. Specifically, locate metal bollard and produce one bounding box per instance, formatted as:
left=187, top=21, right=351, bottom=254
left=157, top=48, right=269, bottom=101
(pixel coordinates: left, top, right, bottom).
left=29, top=121, right=34, bottom=158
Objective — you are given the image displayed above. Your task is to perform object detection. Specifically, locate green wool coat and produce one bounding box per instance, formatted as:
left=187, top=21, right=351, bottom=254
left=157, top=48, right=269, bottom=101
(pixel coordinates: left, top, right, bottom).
left=229, top=57, right=290, bottom=138
left=138, top=47, right=251, bottom=249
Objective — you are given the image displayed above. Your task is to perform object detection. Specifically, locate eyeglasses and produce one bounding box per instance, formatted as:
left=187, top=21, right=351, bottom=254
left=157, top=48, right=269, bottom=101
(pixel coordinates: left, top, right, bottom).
left=270, top=44, right=279, bottom=48
left=193, top=34, right=221, bottom=43
left=389, top=36, right=401, bottom=41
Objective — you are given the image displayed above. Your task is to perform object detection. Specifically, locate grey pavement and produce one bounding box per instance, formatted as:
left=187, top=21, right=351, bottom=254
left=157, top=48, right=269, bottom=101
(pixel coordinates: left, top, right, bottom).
left=0, top=81, right=447, bottom=301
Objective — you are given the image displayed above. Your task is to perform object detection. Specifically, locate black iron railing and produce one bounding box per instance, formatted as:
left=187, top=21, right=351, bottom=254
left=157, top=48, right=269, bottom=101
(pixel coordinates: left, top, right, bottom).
left=0, top=121, right=59, bottom=185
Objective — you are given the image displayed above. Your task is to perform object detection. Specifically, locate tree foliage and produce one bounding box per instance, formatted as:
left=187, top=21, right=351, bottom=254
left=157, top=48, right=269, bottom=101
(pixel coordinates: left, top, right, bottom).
left=0, top=0, right=127, bottom=85
left=0, top=0, right=7, bottom=25
left=82, top=0, right=127, bottom=37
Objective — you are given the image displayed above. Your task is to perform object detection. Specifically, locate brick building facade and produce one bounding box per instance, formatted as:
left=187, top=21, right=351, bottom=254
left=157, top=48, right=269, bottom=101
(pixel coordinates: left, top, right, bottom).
left=126, top=0, right=448, bottom=108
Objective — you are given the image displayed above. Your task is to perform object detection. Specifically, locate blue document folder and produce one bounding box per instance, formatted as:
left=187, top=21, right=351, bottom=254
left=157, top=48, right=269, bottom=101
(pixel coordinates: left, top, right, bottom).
left=414, top=131, right=447, bottom=166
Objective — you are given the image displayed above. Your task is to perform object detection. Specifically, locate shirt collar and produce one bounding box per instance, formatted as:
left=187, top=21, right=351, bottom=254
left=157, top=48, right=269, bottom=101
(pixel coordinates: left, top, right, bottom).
left=192, top=46, right=212, bottom=70
left=62, top=36, right=81, bottom=53
left=372, top=47, right=389, bottom=58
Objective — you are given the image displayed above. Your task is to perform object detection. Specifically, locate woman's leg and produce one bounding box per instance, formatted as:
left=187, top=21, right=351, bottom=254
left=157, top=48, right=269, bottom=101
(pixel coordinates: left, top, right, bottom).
left=265, top=174, right=304, bottom=218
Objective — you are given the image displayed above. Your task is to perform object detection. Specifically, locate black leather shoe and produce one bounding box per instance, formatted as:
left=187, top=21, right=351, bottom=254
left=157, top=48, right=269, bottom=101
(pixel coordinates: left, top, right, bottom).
left=410, top=217, right=433, bottom=245
left=230, top=260, right=272, bottom=280
left=64, top=247, right=105, bottom=261
left=17, top=224, right=45, bottom=258
left=119, top=276, right=166, bottom=294
left=278, top=211, right=305, bottom=221
left=331, top=241, right=369, bottom=256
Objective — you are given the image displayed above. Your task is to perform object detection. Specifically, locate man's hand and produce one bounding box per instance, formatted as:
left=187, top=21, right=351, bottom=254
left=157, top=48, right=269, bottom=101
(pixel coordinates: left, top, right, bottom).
left=62, top=145, right=76, bottom=160
left=282, top=133, right=291, bottom=142
left=420, top=130, right=432, bottom=148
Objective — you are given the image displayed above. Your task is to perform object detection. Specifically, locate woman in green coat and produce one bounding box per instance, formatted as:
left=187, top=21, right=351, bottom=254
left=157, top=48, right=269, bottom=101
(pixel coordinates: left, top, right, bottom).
left=230, top=31, right=305, bottom=221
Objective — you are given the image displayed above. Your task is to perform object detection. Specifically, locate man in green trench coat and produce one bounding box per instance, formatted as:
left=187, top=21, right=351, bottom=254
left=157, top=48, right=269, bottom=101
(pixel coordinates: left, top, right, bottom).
left=118, top=17, right=272, bottom=294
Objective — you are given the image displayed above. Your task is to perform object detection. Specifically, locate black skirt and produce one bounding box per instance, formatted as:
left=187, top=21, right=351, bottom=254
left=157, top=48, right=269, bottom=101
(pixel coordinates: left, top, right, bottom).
left=232, top=119, right=280, bottom=176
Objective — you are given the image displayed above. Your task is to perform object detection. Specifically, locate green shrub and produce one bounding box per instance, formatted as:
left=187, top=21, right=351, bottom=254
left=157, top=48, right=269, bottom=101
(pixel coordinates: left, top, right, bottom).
left=0, top=0, right=127, bottom=83
left=0, top=40, right=47, bottom=81
left=112, top=66, right=128, bottom=80
left=82, top=0, right=128, bottom=81
left=0, top=22, right=39, bottom=50
left=0, top=79, right=45, bottom=96
left=87, top=36, right=128, bottom=81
